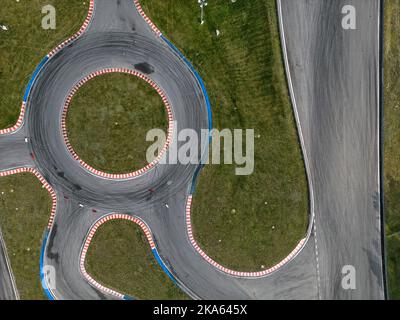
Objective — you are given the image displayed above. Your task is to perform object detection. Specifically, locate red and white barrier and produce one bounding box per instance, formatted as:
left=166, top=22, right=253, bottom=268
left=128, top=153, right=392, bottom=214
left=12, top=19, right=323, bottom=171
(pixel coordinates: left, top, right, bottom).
left=0, top=103, right=26, bottom=135
left=133, top=0, right=162, bottom=37
left=186, top=195, right=306, bottom=278
left=61, top=68, right=174, bottom=180
left=80, top=213, right=155, bottom=298
left=0, top=1, right=94, bottom=136
left=0, top=167, right=57, bottom=229
left=48, top=0, right=95, bottom=57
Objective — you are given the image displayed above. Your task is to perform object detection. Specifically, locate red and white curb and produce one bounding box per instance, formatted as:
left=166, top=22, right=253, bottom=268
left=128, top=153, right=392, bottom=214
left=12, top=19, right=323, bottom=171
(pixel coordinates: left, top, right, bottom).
left=48, top=0, right=95, bottom=57
left=80, top=214, right=155, bottom=298
left=0, top=103, right=25, bottom=135
left=0, top=1, right=94, bottom=136
left=133, top=0, right=162, bottom=37
left=186, top=195, right=306, bottom=278
left=62, top=68, right=174, bottom=180
left=0, top=168, right=57, bottom=229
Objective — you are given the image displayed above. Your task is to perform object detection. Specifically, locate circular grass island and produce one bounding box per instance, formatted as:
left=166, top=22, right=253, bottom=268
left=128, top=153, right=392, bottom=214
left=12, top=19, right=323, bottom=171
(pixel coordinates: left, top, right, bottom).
left=66, top=72, right=168, bottom=174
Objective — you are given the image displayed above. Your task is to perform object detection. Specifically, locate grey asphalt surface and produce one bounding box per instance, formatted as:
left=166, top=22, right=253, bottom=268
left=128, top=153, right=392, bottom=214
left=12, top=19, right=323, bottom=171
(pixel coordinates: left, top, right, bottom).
left=27, top=0, right=317, bottom=300
left=279, top=0, right=385, bottom=299
left=0, top=128, right=34, bottom=171
left=0, top=228, right=17, bottom=300
left=0, top=128, right=32, bottom=300
left=0, top=0, right=384, bottom=300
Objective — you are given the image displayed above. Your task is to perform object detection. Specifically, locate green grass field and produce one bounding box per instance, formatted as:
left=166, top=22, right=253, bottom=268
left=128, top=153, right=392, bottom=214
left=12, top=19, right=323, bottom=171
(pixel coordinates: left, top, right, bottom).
left=0, top=174, right=52, bottom=300
left=384, top=0, right=400, bottom=300
left=85, top=220, right=187, bottom=300
left=66, top=73, right=167, bottom=173
left=141, top=0, right=309, bottom=270
left=0, top=0, right=88, bottom=300
left=0, top=0, right=88, bottom=129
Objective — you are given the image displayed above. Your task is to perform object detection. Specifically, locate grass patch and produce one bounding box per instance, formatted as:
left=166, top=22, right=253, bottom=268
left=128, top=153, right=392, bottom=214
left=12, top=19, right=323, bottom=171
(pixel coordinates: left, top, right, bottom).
left=384, top=0, right=400, bottom=300
left=0, top=174, right=52, bottom=300
left=66, top=73, right=168, bottom=174
left=0, top=0, right=88, bottom=300
left=140, top=0, right=309, bottom=270
left=85, top=220, right=187, bottom=300
left=0, top=0, right=88, bottom=129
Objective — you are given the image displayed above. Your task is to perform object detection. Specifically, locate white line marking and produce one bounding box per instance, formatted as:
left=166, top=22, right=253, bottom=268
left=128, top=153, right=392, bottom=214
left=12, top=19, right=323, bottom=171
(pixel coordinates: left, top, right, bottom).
left=0, top=228, right=20, bottom=300
left=276, top=0, right=320, bottom=298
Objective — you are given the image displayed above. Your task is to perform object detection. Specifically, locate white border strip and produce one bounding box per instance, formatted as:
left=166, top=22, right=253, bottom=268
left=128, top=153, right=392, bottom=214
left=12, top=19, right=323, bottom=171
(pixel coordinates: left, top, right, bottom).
left=276, top=0, right=319, bottom=295
left=186, top=195, right=306, bottom=278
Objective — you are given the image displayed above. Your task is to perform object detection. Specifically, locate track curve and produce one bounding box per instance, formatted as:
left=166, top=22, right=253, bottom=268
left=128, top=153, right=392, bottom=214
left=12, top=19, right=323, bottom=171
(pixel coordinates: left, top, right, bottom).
left=25, top=0, right=318, bottom=299
left=27, top=31, right=208, bottom=211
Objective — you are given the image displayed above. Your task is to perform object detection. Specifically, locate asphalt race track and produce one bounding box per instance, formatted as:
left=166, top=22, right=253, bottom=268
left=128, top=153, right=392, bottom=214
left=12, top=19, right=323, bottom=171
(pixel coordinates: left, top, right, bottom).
left=278, top=0, right=385, bottom=299
left=0, top=0, right=385, bottom=300
left=0, top=229, right=17, bottom=299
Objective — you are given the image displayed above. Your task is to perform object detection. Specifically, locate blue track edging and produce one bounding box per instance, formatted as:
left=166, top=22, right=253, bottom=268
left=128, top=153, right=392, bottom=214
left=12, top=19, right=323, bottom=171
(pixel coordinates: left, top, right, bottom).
left=33, top=32, right=213, bottom=303
left=40, top=230, right=55, bottom=300
left=160, top=35, right=213, bottom=195
left=161, top=36, right=212, bottom=131
left=23, top=55, right=54, bottom=300
left=118, top=249, right=178, bottom=300
left=119, top=249, right=177, bottom=300
left=23, top=56, right=49, bottom=103
left=152, top=248, right=178, bottom=285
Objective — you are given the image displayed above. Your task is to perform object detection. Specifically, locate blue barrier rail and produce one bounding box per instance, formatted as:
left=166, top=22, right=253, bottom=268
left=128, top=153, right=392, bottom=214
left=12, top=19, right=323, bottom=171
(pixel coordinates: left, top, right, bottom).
left=161, top=36, right=212, bottom=132
left=152, top=248, right=178, bottom=285
left=34, top=34, right=213, bottom=302
left=40, top=229, right=55, bottom=300
left=160, top=35, right=213, bottom=195
left=23, top=56, right=49, bottom=103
